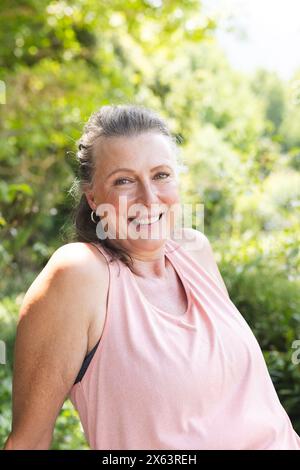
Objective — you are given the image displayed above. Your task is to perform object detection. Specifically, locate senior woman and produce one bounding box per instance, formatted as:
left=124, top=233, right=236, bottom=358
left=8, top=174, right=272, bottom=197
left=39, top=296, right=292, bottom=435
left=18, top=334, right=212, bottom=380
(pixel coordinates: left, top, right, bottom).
left=4, top=105, right=300, bottom=450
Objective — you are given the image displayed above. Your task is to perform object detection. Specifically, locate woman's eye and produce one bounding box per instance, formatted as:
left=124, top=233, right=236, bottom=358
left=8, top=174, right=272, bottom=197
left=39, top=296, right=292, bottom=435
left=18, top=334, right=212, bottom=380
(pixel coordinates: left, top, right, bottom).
left=155, top=172, right=170, bottom=180
left=114, top=178, right=131, bottom=186
left=114, top=172, right=170, bottom=186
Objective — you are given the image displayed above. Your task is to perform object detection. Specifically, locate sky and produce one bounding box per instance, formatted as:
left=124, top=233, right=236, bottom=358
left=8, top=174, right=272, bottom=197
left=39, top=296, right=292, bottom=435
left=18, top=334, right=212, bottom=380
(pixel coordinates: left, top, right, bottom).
left=202, top=0, right=300, bottom=80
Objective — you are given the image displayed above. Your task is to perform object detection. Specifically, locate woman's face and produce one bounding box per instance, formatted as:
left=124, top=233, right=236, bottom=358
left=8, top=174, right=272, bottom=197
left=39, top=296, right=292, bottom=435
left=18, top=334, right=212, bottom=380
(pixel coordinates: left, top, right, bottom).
left=86, top=131, right=181, bottom=255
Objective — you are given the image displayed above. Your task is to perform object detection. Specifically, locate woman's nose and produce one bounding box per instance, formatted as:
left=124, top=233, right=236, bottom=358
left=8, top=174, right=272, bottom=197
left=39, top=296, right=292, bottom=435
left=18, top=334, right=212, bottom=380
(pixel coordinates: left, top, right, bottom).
left=137, top=180, right=160, bottom=206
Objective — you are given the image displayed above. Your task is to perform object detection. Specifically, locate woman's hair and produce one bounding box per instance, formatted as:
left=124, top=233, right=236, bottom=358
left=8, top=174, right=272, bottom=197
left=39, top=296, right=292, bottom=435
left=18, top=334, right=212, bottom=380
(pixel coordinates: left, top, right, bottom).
left=68, top=104, right=183, bottom=273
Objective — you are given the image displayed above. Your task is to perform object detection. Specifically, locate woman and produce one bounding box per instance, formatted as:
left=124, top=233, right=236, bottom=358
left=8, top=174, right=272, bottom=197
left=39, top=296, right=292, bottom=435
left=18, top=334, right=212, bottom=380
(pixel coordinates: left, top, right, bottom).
left=4, top=105, right=300, bottom=450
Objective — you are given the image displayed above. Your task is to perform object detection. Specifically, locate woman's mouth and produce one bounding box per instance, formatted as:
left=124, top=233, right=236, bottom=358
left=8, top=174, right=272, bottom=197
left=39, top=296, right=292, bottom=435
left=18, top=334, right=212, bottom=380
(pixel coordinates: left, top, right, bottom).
left=128, top=212, right=164, bottom=227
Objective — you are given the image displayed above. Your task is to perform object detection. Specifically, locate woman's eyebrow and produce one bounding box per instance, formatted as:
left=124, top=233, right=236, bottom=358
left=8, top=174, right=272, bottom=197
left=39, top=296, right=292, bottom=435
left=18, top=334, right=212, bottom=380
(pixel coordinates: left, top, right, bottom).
left=106, top=165, right=173, bottom=179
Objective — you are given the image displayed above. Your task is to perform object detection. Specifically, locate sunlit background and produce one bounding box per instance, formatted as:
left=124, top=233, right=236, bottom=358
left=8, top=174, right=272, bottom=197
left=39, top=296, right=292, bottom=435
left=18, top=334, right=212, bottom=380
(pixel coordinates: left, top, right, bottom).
left=0, top=0, right=299, bottom=449
left=203, top=0, right=300, bottom=79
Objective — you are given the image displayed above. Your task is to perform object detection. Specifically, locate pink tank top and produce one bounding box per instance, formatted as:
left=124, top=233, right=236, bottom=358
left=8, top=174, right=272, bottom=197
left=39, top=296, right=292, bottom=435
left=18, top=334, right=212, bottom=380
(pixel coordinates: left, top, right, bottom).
left=68, top=238, right=300, bottom=450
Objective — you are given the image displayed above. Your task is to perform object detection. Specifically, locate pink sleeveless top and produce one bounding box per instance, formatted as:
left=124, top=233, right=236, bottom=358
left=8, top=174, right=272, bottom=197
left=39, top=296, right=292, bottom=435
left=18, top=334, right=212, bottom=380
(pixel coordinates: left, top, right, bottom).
left=68, top=238, right=300, bottom=450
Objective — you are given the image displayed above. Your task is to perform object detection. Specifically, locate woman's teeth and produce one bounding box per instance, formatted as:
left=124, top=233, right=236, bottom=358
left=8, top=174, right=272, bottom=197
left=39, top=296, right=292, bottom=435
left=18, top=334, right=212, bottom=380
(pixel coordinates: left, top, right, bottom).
left=129, top=213, right=162, bottom=226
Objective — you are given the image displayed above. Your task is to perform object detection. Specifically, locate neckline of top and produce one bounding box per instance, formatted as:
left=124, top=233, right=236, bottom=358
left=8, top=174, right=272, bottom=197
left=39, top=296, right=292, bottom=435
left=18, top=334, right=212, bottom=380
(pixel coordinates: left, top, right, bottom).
left=128, top=239, right=194, bottom=326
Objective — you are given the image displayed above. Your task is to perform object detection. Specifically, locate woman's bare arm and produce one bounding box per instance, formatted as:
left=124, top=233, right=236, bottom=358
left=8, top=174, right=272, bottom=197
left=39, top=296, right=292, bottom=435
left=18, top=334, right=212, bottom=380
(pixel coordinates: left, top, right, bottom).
left=3, top=243, right=107, bottom=450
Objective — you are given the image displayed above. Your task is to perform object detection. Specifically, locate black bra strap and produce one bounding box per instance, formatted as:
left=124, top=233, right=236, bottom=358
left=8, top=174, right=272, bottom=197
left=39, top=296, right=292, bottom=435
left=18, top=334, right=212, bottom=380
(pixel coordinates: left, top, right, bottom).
left=74, top=339, right=101, bottom=385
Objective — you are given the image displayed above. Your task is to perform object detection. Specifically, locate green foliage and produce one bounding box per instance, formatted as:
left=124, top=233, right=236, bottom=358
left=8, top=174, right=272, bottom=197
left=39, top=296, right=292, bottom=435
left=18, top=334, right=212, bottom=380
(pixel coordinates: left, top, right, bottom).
left=0, top=0, right=299, bottom=449
left=52, top=400, right=89, bottom=450
left=221, top=260, right=300, bottom=351
left=0, top=367, right=12, bottom=446
left=263, top=350, right=300, bottom=432
left=0, top=297, right=19, bottom=446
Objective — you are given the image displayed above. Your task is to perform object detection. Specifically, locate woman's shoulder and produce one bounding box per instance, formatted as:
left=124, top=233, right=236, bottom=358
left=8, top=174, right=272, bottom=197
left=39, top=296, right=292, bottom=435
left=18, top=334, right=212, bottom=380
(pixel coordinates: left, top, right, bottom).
left=170, top=227, right=208, bottom=252
left=48, top=241, right=108, bottom=272
left=171, top=228, right=229, bottom=297
left=22, top=242, right=109, bottom=315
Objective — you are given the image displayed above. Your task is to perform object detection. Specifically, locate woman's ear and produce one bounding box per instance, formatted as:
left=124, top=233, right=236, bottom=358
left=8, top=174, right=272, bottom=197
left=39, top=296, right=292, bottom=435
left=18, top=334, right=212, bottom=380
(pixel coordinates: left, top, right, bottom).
left=84, top=190, right=97, bottom=212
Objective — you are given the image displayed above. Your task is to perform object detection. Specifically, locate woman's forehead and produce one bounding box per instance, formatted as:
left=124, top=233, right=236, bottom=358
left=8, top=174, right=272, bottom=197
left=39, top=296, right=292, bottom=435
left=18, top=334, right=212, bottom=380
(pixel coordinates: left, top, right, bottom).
left=93, top=132, right=176, bottom=173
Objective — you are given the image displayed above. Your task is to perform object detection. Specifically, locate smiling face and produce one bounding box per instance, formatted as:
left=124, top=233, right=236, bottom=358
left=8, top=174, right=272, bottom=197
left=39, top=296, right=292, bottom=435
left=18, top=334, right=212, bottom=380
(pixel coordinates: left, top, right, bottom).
left=85, top=131, right=181, bottom=257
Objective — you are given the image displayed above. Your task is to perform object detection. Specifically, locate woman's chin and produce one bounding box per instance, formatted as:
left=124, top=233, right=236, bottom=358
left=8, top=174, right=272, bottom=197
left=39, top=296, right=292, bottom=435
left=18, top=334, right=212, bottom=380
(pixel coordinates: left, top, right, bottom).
left=126, top=237, right=168, bottom=253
